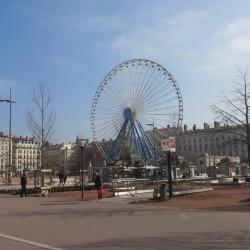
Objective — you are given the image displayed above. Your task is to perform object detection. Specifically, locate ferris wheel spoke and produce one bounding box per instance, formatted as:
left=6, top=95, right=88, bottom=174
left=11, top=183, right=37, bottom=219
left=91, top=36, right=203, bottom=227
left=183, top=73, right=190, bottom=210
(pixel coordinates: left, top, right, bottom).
left=95, top=118, right=123, bottom=129
left=104, top=71, right=128, bottom=106
left=139, top=82, right=173, bottom=109
left=135, top=63, right=158, bottom=104
left=137, top=69, right=171, bottom=105
left=98, top=86, right=124, bottom=108
left=96, top=123, right=121, bottom=139
left=94, top=112, right=121, bottom=115
left=140, top=79, right=174, bottom=106
left=130, top=61, right=140, bottom=106
left=133, top=62, right=148, bottom=104
left=136, top=67, right=164, bottom=105
left=140, top=88, right=177, bottom=109
left=95, top=100, right=122, bottom=111
left=139, top=102, right=178, bottom=113
left=142, top=105, right=179, bottom=116
left=95, top=101, right=121, bottom=110
left=97, top=130, right=116, bottom=141
left=140, top=113, right=178, bottom=116
left=135, top=63, right=154, bottom=100
left=120, top=64, right=132, bottom=106
left=148, top=97, right=179, bottom=109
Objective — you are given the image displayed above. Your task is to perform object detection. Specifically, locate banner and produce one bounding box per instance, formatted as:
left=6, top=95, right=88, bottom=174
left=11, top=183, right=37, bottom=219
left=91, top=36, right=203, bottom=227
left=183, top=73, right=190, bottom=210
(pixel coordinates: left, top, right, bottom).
left=162, top=137, right=176, bottom=152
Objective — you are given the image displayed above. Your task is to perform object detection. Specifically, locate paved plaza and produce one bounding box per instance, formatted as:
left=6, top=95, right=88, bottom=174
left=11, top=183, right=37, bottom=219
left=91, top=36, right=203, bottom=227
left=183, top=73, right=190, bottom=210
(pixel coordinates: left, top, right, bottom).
left=1, top=190, right=250, bottom=250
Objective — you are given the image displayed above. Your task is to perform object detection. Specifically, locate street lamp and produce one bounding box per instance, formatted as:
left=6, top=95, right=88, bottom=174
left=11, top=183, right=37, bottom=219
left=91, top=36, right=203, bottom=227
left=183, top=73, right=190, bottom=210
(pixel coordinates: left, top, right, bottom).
left=77, top=138, right=89, bottom=200
left=0, top=88, right=15, bottom=185
left=146, top=119, right=156, bottom=166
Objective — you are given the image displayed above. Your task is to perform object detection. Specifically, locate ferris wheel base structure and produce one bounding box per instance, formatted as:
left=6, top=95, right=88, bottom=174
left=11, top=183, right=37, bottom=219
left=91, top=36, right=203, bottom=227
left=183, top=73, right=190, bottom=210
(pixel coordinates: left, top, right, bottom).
left=90, top=59, right=183, bottom=166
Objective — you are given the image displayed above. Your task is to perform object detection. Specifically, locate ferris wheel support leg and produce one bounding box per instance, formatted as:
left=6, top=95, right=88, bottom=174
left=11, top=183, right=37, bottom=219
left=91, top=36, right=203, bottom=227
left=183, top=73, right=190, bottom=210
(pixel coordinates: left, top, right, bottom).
left=136, top=121, right=153, bottom=162
left=107, top=119, right=128, bottom=162
left=130, top=118, right=147, bottom=160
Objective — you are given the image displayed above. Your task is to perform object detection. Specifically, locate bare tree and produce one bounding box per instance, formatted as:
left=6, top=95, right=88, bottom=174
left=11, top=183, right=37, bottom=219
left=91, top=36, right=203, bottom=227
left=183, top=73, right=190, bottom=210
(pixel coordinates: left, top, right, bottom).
left=27, top=82, right=56, bottom=172
left=210, top=68, right=250, bottom=168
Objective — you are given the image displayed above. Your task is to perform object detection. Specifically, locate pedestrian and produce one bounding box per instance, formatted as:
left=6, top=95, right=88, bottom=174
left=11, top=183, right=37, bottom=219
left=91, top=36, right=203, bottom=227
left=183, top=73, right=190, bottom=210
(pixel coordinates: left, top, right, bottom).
left=8, top=173, right=12, bottom=185
left=59, top=172, right=63, bottom=186
left=20, top=172, right=27, bottom=197
left=94, top=172, right=104, bottom=199
left=63, top=173, right=67, bottom=185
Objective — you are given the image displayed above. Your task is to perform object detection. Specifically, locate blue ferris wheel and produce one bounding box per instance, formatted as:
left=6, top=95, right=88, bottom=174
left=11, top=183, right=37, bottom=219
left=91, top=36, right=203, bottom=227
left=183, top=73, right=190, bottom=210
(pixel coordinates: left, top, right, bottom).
left=91, top=59, right=183, bottom=165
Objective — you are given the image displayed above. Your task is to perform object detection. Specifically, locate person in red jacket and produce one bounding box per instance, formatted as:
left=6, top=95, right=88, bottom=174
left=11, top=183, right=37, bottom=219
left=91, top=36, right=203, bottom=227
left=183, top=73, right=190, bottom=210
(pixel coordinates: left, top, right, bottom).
left=94, top=172, right=103, bottom=199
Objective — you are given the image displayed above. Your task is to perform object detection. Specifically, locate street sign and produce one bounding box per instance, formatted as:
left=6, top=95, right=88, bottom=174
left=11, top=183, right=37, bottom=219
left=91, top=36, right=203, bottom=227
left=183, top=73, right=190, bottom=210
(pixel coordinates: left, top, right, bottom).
left=162, top=137, right=176, bottom=152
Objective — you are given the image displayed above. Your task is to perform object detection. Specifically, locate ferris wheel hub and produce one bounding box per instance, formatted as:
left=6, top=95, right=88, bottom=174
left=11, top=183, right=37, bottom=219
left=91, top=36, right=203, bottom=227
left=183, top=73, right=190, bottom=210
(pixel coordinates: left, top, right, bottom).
left=123, top=107, right=133, bottom=119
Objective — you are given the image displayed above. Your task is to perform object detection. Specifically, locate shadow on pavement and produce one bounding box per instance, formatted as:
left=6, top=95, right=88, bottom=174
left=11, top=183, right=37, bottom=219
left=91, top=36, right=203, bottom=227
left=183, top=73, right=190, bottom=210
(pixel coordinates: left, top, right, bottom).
left=64, top=230, right=250, bottom=250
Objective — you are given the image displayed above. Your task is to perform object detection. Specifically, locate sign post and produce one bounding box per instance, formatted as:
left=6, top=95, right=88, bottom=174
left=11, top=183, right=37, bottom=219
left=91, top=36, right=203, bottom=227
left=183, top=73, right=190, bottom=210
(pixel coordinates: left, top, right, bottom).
left=162, top=137, right=175, bottom=199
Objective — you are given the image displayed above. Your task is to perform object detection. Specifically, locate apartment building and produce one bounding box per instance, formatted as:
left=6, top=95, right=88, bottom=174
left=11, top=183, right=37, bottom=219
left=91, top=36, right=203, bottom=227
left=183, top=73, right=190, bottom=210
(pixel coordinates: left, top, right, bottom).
left=44, top=142, right=80, bottom=175
left=0, top=132, right=9, bottom=174
left=12, top=136, right=41, bottom=174
left=0, top=132, right=41, bottom=175
left=176, top=122, right=247, bottom=165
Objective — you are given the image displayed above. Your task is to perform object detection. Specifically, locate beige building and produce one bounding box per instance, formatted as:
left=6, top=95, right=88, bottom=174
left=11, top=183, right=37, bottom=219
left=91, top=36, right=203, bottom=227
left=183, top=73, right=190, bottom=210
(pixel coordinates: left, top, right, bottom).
left=176, top=122, right=247, bottom=165
left=0, top=132, right=41, bottom=176
left=44, top=142, right=80, bottom=175
left=12, top=136, right=41, bottom=174
left=0, top=132, right=10, bottom=175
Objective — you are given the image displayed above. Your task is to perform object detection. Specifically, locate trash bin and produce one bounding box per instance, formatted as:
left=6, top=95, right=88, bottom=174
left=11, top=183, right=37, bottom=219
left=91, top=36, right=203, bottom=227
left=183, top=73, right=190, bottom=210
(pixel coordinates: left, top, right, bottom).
left=159, top=184, right=167, bottom=200
left=153, top=184, right=167, bottom=200
left=233, top=177, right=238, bottom=185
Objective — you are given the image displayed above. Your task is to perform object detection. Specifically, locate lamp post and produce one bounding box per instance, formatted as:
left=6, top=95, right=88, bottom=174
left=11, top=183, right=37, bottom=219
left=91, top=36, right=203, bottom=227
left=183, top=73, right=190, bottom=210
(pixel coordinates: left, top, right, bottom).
left=77, top=138, right=88, bottom=200
left=146, top=119, right=156, bottom=166
left=0, top=88, right=15, bottom=185
left=167, top=150, right=173, bottom=199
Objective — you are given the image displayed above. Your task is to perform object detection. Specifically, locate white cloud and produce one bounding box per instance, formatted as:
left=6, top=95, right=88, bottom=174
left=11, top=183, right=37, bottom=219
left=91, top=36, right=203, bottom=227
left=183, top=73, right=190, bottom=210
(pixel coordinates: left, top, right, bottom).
left=107, top=10, right=207, bottom=58
left=188, top=18, right=250, bottom=74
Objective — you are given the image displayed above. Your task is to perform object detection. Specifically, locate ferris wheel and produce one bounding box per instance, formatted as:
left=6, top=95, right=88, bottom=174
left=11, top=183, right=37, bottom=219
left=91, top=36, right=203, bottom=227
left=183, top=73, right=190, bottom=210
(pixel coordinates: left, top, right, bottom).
left=91, top=59, right=183, bottom=164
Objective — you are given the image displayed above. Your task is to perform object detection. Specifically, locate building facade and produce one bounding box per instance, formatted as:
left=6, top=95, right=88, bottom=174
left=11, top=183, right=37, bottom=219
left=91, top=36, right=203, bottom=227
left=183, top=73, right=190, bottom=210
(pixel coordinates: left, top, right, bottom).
left=0, top=132, right=41, bottom=176
left=0, top=133, right=10, bottom=174
left=12, top=136, right=41, bottom=174
left=44, top=142, right=80, bottom=175
left=176, top=122, right=247, bottom=165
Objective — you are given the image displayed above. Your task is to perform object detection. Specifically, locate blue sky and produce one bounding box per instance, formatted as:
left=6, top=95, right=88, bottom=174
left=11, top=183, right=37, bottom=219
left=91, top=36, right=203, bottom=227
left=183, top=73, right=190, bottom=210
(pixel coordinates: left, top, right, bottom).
left=1, top=0, right=250, bottom=142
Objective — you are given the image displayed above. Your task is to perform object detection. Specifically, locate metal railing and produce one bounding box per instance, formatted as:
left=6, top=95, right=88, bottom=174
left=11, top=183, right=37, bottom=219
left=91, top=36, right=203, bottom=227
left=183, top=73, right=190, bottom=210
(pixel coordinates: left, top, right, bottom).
left=110, top=177, right=211, bottom=198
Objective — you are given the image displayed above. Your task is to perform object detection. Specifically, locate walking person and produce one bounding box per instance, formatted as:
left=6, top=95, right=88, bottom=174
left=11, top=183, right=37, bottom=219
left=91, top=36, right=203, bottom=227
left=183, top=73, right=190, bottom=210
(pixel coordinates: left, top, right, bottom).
left=63, top=173, right=67, bottom=186
left=20, top=172, right=27, bottom=197
left=59, top=172, right=63, bottom=186
left=94, top=172, right=104, bottom=199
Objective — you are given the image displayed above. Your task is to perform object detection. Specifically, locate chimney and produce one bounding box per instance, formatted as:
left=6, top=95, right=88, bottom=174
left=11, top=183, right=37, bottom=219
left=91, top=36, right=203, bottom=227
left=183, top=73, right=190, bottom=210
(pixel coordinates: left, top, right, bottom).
left=214, top=121, right=220, bottom=128
left=204, top=123, right=210, bottom=130
left=193, top=124, right=196, bottom=131
left=184, top=124, right=188, bottom=132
